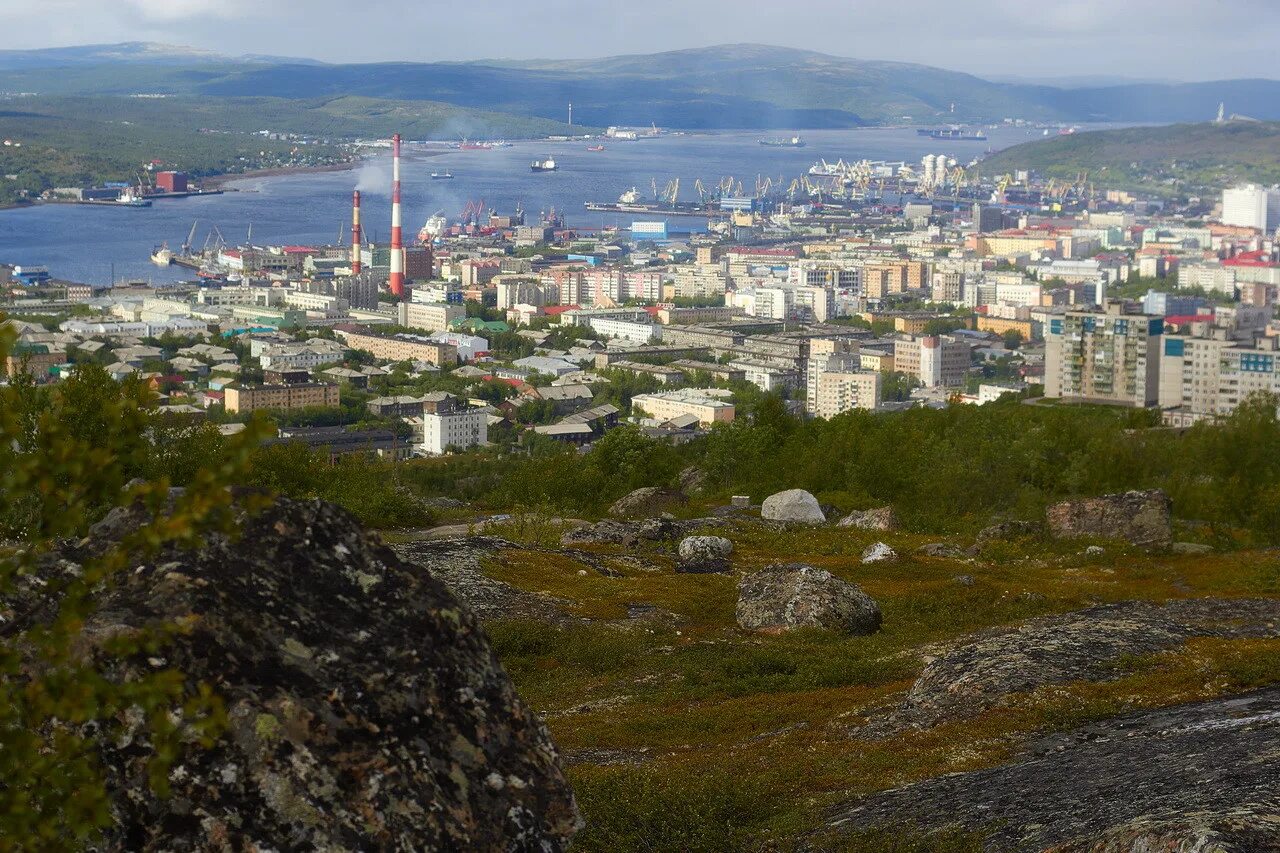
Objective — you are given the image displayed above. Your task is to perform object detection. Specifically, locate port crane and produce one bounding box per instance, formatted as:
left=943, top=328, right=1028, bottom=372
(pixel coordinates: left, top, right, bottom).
left=181, top=220, right=199, bottom=255
left=659, top=179, right=680, bottom=205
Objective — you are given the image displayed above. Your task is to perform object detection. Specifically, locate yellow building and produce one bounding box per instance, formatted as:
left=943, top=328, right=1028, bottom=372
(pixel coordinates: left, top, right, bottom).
left=977, top=315, right=1037, bottom=341
left=631, top=391, right=735, bottom=426
left=224, top=383, right=340, bottom=414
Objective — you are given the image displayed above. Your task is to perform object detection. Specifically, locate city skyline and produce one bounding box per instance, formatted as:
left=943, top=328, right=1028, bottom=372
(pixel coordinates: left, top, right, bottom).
left=0, top=0, right=1277, bottom=83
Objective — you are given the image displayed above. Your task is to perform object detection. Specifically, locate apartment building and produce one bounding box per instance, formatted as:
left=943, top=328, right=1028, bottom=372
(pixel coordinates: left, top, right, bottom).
left=588, top=316, right=660, bottom=344
left=421, top=406, right=488, bottom=455
left=334, top=327, right=458, bottom=366
left=1044, top=302, right=1163, bottom=406
left=893, top=335, right=969, bottom=387
left=813, top=370, right=881, bottom=418
left=398, top=301, right=466, bottom=332
left=258, top=340, right=347, bottom=371
left=631, top=390, right=736, bottom=426
left=1159, top=331, right=1280, bottom=424
left=224, top=382, right=340, bottom=414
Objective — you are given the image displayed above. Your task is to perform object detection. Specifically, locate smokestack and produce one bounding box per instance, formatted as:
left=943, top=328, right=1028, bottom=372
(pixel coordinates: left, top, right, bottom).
left=388, top=133, right=405, bottom=298
left=350, top=189, right=362, bottom=275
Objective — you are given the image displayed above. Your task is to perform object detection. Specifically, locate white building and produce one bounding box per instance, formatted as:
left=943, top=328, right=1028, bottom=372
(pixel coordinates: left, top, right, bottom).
left=813, top=370, right=880, bottom=418
left=421, top=407, right=488, bottom=455
left=258, top=339, right=346, bottom=371
left=428, top=331, right=489, bottom=361
left=398, top=301, right=465, bottom=332
left=587, top=317, right=660, bottom=344
left=1222, top=184, right=1280, bottom=232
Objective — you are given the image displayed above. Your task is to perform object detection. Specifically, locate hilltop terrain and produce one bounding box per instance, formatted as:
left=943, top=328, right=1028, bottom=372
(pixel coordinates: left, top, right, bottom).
left=383, top=491, right=1280, bottom=850
left=3, top=43, right=1279, bottom=128
left=979, top=120, right=1280, bottom=192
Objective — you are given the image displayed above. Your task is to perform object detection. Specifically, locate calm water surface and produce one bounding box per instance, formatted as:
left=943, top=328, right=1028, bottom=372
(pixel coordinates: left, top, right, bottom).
left=0, top=126, right=1058, bottom=285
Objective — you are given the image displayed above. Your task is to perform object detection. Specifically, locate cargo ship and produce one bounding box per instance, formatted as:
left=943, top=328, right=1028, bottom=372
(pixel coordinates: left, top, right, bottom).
left=759, top=135, right=805, bottom=147
left=587, top=144, right=605, bottom=151
left=917, top=128, right=988, bottom=141
left=531, top=156, right=558, bottom=172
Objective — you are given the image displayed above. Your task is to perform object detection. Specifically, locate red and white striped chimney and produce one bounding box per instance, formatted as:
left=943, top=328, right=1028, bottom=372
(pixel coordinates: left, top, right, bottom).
left=388, top=133, right=405, bottom=298
left=350, top=189, right=362, bottom=275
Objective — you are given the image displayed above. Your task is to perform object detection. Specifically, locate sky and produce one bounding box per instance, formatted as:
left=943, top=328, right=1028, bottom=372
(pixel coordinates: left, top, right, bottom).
left=1, top=0, right=1276, bottom=82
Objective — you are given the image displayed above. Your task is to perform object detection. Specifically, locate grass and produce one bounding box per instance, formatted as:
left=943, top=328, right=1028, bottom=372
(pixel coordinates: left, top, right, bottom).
left=454, top=522, right=1280, bottom=850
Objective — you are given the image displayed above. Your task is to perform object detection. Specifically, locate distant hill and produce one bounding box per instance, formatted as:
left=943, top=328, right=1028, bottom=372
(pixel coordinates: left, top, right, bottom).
left=0, top=41, right=318, bottom=71
left=2, top=43, right=1280, bottom=129
left=978, top=121, right=1280, bottom=191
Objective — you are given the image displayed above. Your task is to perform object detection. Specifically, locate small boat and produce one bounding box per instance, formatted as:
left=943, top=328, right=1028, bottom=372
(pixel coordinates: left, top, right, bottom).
left=587, top=145, right=605, bottom=151
left=431, top=171, right=453, bottom=180
left=531, top=156, right=558, bottom=172
left=759, top=135, right=805, bottom=148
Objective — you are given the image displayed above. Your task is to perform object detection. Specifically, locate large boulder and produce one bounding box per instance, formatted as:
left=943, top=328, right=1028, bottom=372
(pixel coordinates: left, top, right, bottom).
left=894, top=598, right=1280, bottom=731
left=1046, top=489, right=1173, bottom=548
left=760, top=489, right=826, bottom=525
left=836, top=506, right=899, bottom=531
left=607, top=486, right=686, bottom=519
left=676, top=535, right=734, bottom=574
left=975, top=519, right=1041, bottom=545
left=8, top=498, right=581, bottom=850
left=831, top=688, right=1280, bottom=851
left=736, top=563, right=882, bottom=635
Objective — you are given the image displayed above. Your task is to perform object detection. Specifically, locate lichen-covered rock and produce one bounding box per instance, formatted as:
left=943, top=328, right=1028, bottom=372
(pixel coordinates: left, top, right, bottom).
left=916, top=542, right=967, bottom=559
left=760, top=489, right=826, bottom=524
left=974, top=519, right=1041, bottom=545
left=10, top=498, right=581, bottom=851
left=560, top=517, right=719, bottom=548
left=860, top=542, right=897, bottom=564
left=676, top=535, right=734, bottom=574
left=607, top=487, right=686, bottom=519
left=832, top=688, right=1280, bottom=851
left=393, top=535, right=573, bottom=623
left=678, top=466, right=709, bottom=496
left=894, top=598, right=1280, bottom=730
left=1046, top=488, right=1173, bottom=548
left=836, top=506, right=899, bottom=531
left=736, top=563, right=881, bottom=635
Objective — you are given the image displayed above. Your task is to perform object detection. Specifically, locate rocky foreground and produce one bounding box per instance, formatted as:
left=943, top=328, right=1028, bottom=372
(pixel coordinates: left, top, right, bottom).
left=8, top=486, right=1280, bottom=850
left=4, top=498, right=580, bottom=851
left=394, top=487, right=1280, bottom=851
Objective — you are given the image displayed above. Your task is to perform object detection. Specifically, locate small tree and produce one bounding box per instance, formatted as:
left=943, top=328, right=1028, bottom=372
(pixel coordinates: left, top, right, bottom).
left=0, top=324, right=268, bottom=846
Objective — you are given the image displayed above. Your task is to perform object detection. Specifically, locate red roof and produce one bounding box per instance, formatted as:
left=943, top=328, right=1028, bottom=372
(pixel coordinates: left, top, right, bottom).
left=1224, top=250, right=1278, bottom=268
left=1164, top=314, right=1214, bottom=325
left=543, top=305, right=580, bottom=316
left=282, top=246, right=317, bottom=254
left=641, top=305, right=662, bottom=317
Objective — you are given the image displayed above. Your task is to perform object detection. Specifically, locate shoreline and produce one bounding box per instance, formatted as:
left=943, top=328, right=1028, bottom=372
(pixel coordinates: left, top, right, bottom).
left=201, top=160, right=360, bottom=190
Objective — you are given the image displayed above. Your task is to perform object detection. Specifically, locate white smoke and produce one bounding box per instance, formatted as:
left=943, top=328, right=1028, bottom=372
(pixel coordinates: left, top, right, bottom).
left=354, top=162, right=389, bottom=194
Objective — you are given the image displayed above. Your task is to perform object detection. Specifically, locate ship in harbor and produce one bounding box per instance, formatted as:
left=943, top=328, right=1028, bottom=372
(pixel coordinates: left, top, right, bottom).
left=150, top=244, right=173, bottom=266
left=418, top=211, right=448, bottom=243
left=759, top=135, right=806, bottom=148
left=431, top=171, right=453, bottom=180
left=531, top=156, right=558, bottom=172
left=917, top=128, right=988, bottom=141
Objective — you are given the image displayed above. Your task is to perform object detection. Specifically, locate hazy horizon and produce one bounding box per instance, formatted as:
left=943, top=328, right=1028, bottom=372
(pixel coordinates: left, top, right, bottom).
left=1, top=0, right=1276, bottom=82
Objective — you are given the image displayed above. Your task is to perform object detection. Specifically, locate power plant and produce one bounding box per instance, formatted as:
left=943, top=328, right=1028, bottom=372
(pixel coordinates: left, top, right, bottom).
left=388, top=132, right=405, bottom=299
